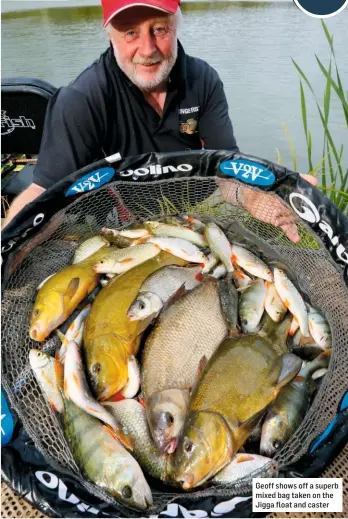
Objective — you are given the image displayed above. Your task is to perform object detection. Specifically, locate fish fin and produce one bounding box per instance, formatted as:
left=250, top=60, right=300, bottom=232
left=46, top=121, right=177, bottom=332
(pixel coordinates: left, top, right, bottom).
left=235, top=454, right=255, bottom=463
left=298, top=333, right=315, bottom=345
left=103, top=424, right=134, bottom=451
left=288, top=317, right=299, bottom=336
left=275, top=353, right=302, bottom=392
left=119, top=257, right=135, bottom=264
left=48, top=399, right=58, bottom=412
left=72, top=372, right=81, bottom=390
left=108, top=391, right=126, bottom=402
left=195, top=272, right=204, bottom=282
left=198, top=355, right=208, bottom=376
left=233, top=408, right=269, bottom=448
left=165, top=284, right=187, bottom=308
left=54, top=360, right=64, bottom=387
left=64, top=378, right=69, bottom=397
left=294, top=375, right=305, bottom=382
left=65, top=277, right=80, bottom=299
left=138, top=396, right=146, bottom=408
left=190, top=356, right=208, bottom=396
left=259, top=313, right=291, bottom=354
left=87, top=405, right=101, bottom=413
left=228, top=325, right=241, bottom=338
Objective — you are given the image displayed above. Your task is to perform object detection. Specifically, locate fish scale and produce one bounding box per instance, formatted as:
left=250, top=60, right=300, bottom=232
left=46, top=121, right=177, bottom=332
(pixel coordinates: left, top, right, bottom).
left=104, top=400, right=171, bottom=482
left=142, top=278, right=228, bottom=400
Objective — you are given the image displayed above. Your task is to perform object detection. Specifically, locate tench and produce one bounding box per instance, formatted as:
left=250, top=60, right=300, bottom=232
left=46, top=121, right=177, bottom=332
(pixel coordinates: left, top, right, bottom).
left=142, top=278, right=231, bottom=454
left=173, top=335, right=301, bottom=488
left=29, top=250, right=107, bottom=341
left=63, top=396, right=152, bottom=510
left=83, top=252, right=187, bottom=401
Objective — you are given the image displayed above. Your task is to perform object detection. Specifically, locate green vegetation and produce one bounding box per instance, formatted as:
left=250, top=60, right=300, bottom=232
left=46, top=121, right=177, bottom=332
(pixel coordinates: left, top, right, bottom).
left=283, top=21, right=347, bottom=216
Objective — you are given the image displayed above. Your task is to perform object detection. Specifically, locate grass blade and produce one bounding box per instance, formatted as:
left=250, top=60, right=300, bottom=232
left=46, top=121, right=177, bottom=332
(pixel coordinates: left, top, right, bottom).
left=321, top=20, right=334, bottom=54
left=316, top=55, right=348, bottom=126
left=276, top=148, right=283, bottom=165
left=300, top=81, right=313, bottom=171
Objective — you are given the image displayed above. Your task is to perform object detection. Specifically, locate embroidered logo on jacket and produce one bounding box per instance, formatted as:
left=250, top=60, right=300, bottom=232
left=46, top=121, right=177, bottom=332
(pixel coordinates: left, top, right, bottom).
left=180, top=118, right=198, bottom=135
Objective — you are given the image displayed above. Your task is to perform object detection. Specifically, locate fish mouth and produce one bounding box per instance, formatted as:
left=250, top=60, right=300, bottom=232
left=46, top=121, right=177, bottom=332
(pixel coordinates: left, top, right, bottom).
left=30, top=327, right=47, bottom=342
left=176, top=473, right=195, bottom=490
left=127, top=313, right=139, bottom=322
left=164, top=438, right=177, bottom=454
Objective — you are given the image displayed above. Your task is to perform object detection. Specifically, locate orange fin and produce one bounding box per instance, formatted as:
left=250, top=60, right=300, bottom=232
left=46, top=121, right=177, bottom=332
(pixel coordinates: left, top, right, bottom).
left=195, top=272, right=203, bottom=282
left=103, top=424, right=134, bottom=451
left=120, top=257, right=134, bottom=264
left=236, top=454, right=255, bottom=463
left=72, top=372, right=81, bottom=389
left=108, top=391, right=126, bottom=402
left=319, top=349, right=332, bottom=358
left=87, top=406, right=101, bottom=413
left=294, top=375, right=305, bottom=382
left=54, top=360, right=64, bottom=387
left=49, top=399, right=58, bottom=412
left=138, top=396, right=146, bottom=408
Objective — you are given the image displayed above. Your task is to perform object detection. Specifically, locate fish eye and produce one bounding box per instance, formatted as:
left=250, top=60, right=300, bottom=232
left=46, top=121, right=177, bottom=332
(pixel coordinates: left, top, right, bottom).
left=37, top=352, right=42, bottom=357
left=33, top=309, right=40, bottom=316
left=99, top=260, right=104, bottom=264
left=92, top=363, right=101, bottom=374
left=165, top=412, right=174, bottom=425
left=139, top=301, right=146, bottom=310
left=273, top=439, right=282, bottom=450
left=241, top=319, right=248, bottom=326
left=121, top=485, right=132, bottom=499
left=184, top=440, right=194, bottom=453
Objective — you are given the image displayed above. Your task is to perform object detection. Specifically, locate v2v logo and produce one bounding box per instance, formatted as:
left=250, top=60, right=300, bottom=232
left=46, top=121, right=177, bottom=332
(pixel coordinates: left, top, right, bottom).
left=219, top=160, right=275, bottom=187
left=289, top=192, right=348, bottom=264
left=65, top=168, right=115, bottom=196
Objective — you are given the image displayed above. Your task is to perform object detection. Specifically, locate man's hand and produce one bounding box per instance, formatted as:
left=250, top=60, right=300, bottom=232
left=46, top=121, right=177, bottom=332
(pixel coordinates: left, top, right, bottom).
left=216, top=174, right=318, bottom=243
left=1, top=183, right=46, bottom=230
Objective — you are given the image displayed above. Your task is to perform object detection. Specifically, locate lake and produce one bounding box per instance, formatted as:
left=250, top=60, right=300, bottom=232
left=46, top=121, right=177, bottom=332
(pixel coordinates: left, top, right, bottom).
left=2, top=0, right=348, bottom=173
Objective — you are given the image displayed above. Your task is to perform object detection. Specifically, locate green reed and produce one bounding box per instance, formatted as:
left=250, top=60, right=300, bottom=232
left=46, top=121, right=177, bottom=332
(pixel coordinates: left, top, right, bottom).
left=283, top=20, right=347, bottom=216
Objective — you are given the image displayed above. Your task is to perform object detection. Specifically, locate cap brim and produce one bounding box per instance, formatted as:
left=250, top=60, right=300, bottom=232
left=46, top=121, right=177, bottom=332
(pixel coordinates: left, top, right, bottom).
left=103, top=1, right=177, bottom=27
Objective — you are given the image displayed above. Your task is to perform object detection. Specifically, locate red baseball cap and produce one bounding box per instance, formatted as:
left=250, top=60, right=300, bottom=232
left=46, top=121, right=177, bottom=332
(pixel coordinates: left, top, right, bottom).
left=102, top=0, right=181, bottom=27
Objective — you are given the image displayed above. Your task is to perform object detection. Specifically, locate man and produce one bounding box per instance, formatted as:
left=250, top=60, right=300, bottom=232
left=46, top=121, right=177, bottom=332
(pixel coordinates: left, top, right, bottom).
left=3, top=0, right=316, bottom=240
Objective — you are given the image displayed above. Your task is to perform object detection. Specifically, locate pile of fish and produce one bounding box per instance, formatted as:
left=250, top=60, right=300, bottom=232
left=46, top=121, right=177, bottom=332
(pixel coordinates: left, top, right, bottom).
left=28, top=216, right=332, bottom=510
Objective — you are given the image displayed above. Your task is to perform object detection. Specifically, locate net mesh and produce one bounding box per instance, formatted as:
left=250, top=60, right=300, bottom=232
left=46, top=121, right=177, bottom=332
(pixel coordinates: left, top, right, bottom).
left=2, top=177, right=348, bottom=515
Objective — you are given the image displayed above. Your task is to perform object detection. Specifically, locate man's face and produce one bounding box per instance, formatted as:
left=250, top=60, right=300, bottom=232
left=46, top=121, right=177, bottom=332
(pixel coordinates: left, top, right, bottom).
left=108, top=7, right=178, bottom=91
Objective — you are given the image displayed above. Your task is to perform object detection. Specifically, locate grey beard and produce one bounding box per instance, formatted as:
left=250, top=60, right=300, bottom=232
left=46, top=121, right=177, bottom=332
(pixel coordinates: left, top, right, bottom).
left=112, top=40, right=178, bottom=91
